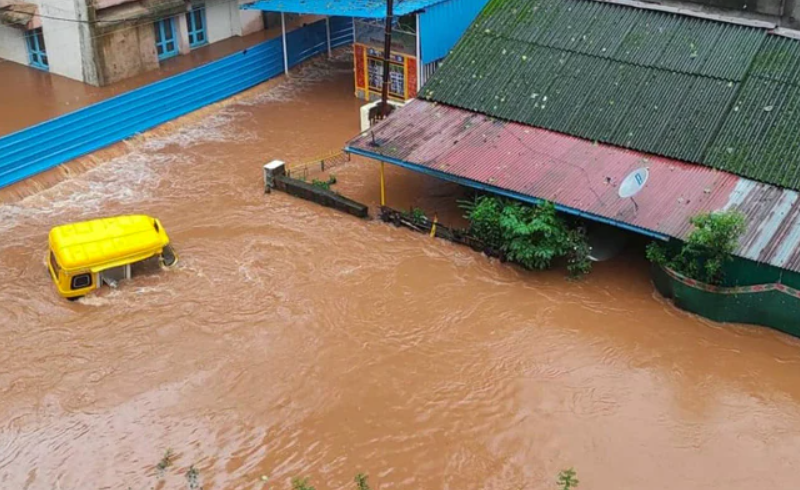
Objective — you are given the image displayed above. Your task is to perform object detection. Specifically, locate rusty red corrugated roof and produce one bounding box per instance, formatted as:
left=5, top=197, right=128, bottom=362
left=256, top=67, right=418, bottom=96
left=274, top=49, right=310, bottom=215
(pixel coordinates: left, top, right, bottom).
left=347, top=99, right=800, bottom=273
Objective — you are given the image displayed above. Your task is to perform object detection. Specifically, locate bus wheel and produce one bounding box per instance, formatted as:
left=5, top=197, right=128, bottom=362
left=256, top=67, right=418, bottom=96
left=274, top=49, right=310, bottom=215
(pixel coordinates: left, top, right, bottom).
left=160, top=246, right=178, bottom=268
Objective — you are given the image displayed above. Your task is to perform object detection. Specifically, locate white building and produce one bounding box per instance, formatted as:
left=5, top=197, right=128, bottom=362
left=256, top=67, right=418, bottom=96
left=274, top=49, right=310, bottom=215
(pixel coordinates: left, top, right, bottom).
left=0, top=0, right=267, bottom=85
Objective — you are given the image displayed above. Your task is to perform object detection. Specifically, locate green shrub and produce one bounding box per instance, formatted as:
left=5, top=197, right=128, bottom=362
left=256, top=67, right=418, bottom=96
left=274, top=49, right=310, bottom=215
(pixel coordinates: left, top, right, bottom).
left=402, top=207, right=427, bottom=225
left=557, top=468, right=579, bottom=490
left=461, top=196, right=592, bottom=277
left=292, top=477, right=316, bottom=490
left=354, top=473, right=371, bottom=490
left=312, top=175, right=337, bottom=191
left=646, top=210, right=746, bottom=285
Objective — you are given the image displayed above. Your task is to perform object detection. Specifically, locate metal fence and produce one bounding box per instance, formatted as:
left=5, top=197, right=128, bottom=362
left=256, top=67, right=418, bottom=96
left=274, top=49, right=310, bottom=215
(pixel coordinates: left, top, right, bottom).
left=0, top=16, right=354, bottom=190
left=420, top=59, right=441, bottom=88
left=285, top=150, right=351, bottom=180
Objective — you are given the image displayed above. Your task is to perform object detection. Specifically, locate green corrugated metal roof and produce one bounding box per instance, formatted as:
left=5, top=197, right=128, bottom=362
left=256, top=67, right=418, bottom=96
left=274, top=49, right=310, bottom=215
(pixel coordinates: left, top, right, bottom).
left=423, top=0, right=800, bottom=191
left=705, top=36, right=800, bottom=188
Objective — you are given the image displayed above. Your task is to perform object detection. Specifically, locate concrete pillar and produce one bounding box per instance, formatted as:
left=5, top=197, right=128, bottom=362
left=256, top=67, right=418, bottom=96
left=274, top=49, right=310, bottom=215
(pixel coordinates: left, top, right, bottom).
left=326, top=16, right=332, bottom=58
left=177, top=11, right=191, bottom=55
left=264, top=160, right=286, bottom=193
left=281, top=13, right=289, bottom=75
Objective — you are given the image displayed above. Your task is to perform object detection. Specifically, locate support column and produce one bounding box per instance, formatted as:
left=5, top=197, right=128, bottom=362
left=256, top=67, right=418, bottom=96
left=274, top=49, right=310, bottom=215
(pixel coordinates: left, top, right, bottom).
left=416, top=13, right=422, bottom=91
left=281, top=12, right=289, bottom=76
left=380, top=161, right=386, bottom=207
left=326, top=16, right=332, bottom=58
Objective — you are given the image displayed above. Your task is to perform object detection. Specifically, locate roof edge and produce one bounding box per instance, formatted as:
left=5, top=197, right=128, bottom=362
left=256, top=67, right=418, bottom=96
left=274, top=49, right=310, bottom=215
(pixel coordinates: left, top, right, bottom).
left=772, top=27, right=800, bottom=39
left=345, top=146, right=671, bottom=240
left=593, top=0, right=776, bottom=29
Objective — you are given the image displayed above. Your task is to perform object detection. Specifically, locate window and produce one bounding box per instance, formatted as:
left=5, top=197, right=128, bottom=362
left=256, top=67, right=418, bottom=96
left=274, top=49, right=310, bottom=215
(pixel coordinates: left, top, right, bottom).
left=154, top=17, right=178, bottom=60
left=49, top=252, right=61, bottom=279
left=25, top=28, right=48, bottom=70
left=367, top=58, right=405, bottom=98
left=186, top=4, right=207, bottom=48
left=71, top=273, right=93, bottom=290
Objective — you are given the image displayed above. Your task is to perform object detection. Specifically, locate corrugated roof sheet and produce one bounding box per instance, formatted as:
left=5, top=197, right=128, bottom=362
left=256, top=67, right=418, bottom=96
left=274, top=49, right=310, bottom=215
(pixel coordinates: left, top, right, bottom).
left=422, top=0, right=800, bottom=192
left=705, top=35, right=800, bottom=189
left=347, top=100, right=800, bottom=273
left=240, top=0, right=448, bottom=17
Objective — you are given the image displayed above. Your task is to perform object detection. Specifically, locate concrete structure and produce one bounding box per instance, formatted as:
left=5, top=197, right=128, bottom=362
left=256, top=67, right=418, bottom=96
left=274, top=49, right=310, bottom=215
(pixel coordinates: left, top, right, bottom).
left=241, top=0, right=490, bottom=102
left=658, top=0, right=800, bottom=28
left=0, top=0, right=268, bottom=85
left=347, top=0, right=800, bottom=276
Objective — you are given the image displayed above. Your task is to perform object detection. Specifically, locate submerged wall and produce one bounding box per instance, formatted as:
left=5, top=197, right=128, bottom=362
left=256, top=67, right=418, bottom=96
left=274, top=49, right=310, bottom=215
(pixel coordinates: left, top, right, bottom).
left=652, top=265, right=800, bottom=338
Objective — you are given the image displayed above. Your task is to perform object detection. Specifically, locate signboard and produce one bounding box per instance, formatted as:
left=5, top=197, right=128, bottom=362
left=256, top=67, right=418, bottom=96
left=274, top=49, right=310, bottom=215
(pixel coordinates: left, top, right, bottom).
left=354, top=20, right=416, bottom=56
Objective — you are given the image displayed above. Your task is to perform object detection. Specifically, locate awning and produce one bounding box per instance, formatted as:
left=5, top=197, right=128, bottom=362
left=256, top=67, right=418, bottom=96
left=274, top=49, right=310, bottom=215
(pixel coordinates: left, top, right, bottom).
left=240, top=0, right=448, bottom=18
left=0, top=2, right=38, bottom=29
left=347, top=99, right=800, bottom=273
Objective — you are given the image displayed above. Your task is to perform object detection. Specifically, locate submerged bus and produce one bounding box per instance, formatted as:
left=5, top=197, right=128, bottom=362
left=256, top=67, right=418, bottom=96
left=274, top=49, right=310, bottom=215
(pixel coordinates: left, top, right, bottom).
left=48, top=215, right=177, bottom=300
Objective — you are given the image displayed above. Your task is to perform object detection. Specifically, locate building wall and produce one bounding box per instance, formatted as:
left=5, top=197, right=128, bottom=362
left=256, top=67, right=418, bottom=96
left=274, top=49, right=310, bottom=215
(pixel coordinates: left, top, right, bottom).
left=0, top=0, right=89, bottom=81
left=0, top=24, right=28, bottom=65
left=39, top=0, right=88, bottom=81
left=239, top=8, right=264, bottom=36
left=98, top=23, right=159, bottom=85
left=0, top=0, right=268, bottom=85
left=206, top=0, right=239, bottom=43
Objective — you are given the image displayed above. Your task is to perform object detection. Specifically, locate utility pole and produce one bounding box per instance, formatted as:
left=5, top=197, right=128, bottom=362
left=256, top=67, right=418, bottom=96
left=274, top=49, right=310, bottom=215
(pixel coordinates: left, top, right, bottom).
left=380, top=0, right=394, bottom=117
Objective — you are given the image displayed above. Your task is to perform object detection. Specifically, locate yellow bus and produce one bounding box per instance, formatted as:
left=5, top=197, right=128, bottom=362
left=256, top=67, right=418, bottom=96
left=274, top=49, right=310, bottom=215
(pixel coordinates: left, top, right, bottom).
left=48, top=215, right=177, bottom=300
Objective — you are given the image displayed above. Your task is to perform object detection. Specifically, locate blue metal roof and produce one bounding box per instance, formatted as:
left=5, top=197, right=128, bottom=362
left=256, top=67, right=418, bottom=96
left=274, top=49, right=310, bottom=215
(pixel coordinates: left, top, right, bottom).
left=240, top=0, right=449, bottom=17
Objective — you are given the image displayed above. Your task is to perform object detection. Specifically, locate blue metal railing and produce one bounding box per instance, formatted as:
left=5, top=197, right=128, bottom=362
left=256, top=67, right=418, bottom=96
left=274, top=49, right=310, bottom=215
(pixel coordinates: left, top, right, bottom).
left=0, top=16, right=354, bottom=190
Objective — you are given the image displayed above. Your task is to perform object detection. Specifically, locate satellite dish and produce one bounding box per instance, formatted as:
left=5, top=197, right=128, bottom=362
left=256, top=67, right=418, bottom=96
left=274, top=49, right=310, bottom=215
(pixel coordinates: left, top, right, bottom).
left=618, top=167, right=649, bottom=198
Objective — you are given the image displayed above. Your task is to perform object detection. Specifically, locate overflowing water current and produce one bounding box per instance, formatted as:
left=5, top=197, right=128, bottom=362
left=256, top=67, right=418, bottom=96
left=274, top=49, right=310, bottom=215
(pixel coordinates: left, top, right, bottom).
left=2, top=57, right=800, bottom=490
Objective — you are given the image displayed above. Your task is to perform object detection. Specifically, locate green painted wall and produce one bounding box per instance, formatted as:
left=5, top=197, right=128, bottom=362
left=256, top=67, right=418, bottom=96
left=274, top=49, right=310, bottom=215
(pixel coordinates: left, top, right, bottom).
left=652, top=265, right=800, bottom=338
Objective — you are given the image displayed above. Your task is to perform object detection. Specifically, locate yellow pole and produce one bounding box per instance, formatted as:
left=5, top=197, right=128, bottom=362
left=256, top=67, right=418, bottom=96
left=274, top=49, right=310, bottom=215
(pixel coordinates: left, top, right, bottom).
left=430, top=213, right=438, bottom=238
left=380, top=161, right=386, bottom=207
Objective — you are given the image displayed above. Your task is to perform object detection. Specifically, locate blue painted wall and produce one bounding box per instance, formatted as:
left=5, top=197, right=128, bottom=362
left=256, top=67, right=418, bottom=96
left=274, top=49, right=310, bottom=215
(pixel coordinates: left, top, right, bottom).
left=0, top=17, right=354, bottom=190
left=419, top=0, right=488, bottom=64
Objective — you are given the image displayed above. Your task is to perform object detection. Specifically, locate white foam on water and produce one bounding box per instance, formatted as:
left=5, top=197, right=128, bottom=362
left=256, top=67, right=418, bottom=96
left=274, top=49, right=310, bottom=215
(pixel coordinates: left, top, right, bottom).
left=0, top=102, right=255, bottom=236
left=238, top=50, right=353, bottom=106
left=140, top=108, right=257, bottom=152
left=237, top=259, right=265, bottom=286
left=0, top=151, right=169, bottom=239
left=0, top=51, right=351, bottom=241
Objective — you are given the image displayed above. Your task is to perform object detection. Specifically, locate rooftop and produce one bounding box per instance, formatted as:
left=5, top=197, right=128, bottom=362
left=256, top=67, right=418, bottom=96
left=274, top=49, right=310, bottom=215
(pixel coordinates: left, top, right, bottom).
left=422, top=0, right=800, bottom=191
left=348, top=99, right=800, bottom=272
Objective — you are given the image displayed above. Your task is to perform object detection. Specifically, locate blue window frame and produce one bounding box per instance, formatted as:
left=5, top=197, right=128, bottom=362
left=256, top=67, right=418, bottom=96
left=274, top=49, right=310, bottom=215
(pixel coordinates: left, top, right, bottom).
left=186, top=5, right=207, bottom=48
left=154, top=17, right=178, bottom=61
left=25, top=28, right=48, bottom=71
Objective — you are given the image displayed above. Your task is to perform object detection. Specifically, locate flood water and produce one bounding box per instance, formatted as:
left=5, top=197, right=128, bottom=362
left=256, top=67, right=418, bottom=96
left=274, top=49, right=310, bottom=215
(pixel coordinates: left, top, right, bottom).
left=2, top=55, right=800, bottom=490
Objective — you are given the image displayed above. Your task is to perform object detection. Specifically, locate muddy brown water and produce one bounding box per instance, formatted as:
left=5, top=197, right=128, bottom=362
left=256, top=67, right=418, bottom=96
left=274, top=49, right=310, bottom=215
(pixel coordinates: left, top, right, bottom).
left=2, top=57, right=800, bottom=490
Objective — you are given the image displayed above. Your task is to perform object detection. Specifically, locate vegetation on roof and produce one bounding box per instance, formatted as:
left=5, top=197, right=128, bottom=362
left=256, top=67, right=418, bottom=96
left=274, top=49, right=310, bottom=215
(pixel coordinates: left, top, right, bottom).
left=423, top=0, right=800, bottom=191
